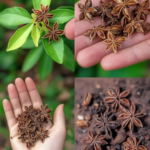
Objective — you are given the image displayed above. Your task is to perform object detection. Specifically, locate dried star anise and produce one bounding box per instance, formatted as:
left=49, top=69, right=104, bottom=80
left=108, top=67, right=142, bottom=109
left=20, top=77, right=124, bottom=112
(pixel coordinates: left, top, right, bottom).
left=104, top=32, right=126, bottom=53
left=43, top=22, right=64, bottom=43
left=82, top=93, right=93, bottom=107
left=117, top=103, right=145, bottom=133
left=104, top=88, right=130, bottom=111
left=97, top=0, right=113, bottom=22
left=78, top=0, right=97, bottom=22
left=144, top=22, right=150, bottom=34
left=32, top=4, right=54, bottom=25
left=83, top=131, right=108, bottom=150
left=95, top=113, right=119, bottom=137
left=40, top=105, right=52, bottom=121
left=123, top=137, right=147, bottom=150
left=134, top=0, right=150, bottom=20
left=84, top=25, right=106, bottom=41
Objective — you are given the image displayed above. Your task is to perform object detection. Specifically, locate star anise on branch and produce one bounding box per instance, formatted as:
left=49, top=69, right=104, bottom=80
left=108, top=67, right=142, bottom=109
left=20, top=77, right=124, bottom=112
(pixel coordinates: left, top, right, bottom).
left=112, top=0, right=138, bottom=20
left=84, top=25, right=106, bottom=41
left=134, top=0, right=150, bottom=20
left=117, top=103, right=146, bottom=133
left=95, top=113, right=119, bottom=137
left=83, top=131, right=108, bottom=150
left=96, top=0, right=113, bottom=22
left=123, top=137, right=147, bottom=150
left=104, top=87, right=130, bottom=111
left=43, top=22, right=64, bottom=43
left=78, top=0, right=97, bottom=22
left=32, top=4, right=54, bottom=25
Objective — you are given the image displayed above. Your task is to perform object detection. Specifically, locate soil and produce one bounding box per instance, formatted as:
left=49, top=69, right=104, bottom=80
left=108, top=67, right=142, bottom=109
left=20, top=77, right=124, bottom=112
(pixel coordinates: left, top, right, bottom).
left=75, top=78, right=150, bottom=150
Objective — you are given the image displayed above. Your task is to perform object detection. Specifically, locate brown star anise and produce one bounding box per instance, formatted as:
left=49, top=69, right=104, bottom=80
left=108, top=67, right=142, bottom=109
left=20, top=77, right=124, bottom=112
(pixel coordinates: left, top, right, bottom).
left=32, top=4, right=54, bottom=25
left=123, top=137, right=147, bottom=150
left=104, top=31, right=126, bottom=53
left=84, top=131, right=108, bottom=150
left=144, top=22, right=150, bottom=34
left=124, top=17, right=144, bottom=36
left=97, top=0, right=113, bottom=22
left=117, top=103, right=145, bottom=133
left=112, top=0, right=138, bottom=20
left=95, top=113, right=119, bottom=137
left=84, top=25, right=106, bottom=41
left=104, top=88, right=130, bottom=111
left=134, top=0, right=150, bottom=20
left=43, top=22, right=64, bottom=43
left=78, top=0, right=97, bottom=22
left=105, top=25, right=123, bottom=35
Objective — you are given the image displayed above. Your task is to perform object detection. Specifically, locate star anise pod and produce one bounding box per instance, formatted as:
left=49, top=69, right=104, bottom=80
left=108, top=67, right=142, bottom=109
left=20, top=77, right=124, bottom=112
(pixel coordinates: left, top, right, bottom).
left=105, top=25, right=123, bottom=35
left=123, top=137, right=147, bottom=150
left=24, top=105, right=34, bottom=118
left=124, top=17, right=144, bottom=36
left=106, top=17, right=120, bottom=26
left=95, top=113, right=119, bottom=137
left=43, top=22, right=64, bottom=43
left=104, top=31, right=126, bottom=53
left=24, top=132, right=35, bottom=149
left=117, top=103, right=146, bottom=133
left=32, top=4, right=54, bottom=25
left=144, top=22, right=150, bottom=34
left=78, top=0, right=97, bottom=22
left=40, top=105, right=52, bottom=121
left=96, top=0, right=113, bottom=22
left=134, top=0, right=150, bottom=20
left=84, top=25, right=106, bottom=41
left=112, top=0, right=138, bottom=20
left=104, top=88, right=130, bottom=111
left=84, top=131, right=108, bottom=150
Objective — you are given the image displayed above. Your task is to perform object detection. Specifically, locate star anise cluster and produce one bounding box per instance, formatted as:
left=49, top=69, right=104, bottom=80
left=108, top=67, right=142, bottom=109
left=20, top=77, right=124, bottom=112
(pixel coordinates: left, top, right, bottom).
left=78, top=0, right=150, bottom=53
left=32, top=4, right=64, bottom=44
left=16, top=105, right=52, bottom=149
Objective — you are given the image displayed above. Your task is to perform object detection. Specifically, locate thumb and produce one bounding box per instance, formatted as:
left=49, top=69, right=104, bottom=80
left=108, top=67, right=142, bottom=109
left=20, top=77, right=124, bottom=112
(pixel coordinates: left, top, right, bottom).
left=53, top=104, right=66, bottom=131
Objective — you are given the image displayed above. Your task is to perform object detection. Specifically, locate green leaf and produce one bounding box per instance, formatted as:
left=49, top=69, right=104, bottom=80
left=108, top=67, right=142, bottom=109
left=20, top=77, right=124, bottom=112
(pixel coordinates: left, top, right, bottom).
left=31, top=25, right=41, bottom=47
left=42, top=35, right=64, bottom=64
left=7, top=23, right=34, bottom=51
left=63, top=45, right=74, bottom=72
left=0, top=7, right=32, bottom=27
left=38, top=52, right=53, bottom=80
left=32, top=0, right=51, bottom=9
left=57, top=6, right=74, bottom=11
left=22, top=45, right=43, bottom=72
left=50, top=9, right=74, bottom=24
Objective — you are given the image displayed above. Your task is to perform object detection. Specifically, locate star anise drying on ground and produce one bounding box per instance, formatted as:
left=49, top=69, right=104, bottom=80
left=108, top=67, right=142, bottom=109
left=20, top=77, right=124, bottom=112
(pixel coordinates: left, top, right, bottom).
left=95, top=113, right=119, bottom=137
left=84, top=25, right=106, bottom=41
left=32, top=4, right=54, bottom=25
left=104, top=87, right=130, bottom=111
left=43, top=22, right=64, bottom=43
left=82, top=93, right=93, bottom=107
left=123, top=137, right=147, bottom=150
left=83, top=131, right=108, bottom=150
left=104, top=31, right=126, bottom=53
left=96, top=0, right=113, bottom=22
left=134, top=0, right=150, bottom=20
left=16, top=105, right=52, bottom=149
left=78, top=0, right=97, bottom=22
left=117, top=103, right=146, bottom=133
left=112, top=0, right=138, bottom=20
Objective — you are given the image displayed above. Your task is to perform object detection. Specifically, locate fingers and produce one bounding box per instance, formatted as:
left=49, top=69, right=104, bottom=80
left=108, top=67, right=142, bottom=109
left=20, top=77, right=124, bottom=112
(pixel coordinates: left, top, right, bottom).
left=3, top=99, right=17, bottom=130
left=53, top=104, right=66, bottom=133
left=101, top=38, right=150, bottom=70
left=7, top=84, right=22, bottom=117
left=65, top=18, right=75, bottom=40
left=15, top=78, right=32, bottom=110
left=25, top=77, right=43, bottom=108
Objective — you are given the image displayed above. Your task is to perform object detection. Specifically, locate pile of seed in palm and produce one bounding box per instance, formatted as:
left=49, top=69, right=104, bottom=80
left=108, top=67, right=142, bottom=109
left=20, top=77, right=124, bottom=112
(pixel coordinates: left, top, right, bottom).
left=15, top=105, right=52, bottom=149
left=78, top=0, right=150, bottom=53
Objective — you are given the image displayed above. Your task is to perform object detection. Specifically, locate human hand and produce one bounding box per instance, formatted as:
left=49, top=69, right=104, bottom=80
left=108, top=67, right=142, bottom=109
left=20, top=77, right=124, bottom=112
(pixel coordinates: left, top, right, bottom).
left=75, top=0, right=150, bottom=70
left=3, top=77, right=66, bottom=150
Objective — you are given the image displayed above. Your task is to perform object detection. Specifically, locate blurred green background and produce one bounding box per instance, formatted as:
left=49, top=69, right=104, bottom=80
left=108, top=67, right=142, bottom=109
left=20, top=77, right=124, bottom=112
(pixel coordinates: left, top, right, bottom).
left=75, top=0, right=150, bottom=77
left=0, top=0, right=74, bottom=150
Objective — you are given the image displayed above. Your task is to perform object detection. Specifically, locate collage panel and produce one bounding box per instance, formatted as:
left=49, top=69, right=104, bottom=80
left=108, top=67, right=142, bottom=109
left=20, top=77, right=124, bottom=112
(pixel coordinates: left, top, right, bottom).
left=75, top=78, right=150, bottom=150
left=0, top=0, right=74, bottom=150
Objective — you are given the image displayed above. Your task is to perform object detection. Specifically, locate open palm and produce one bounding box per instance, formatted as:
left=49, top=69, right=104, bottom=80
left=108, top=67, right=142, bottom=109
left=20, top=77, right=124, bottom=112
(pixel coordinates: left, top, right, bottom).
left=3, top=77, right=66, bottom=150
left=74, top=0, right=150, bottom=70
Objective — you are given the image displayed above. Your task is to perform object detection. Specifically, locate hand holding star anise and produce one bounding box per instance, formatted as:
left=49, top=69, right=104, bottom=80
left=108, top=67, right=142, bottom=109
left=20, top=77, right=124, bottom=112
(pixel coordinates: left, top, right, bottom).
left=117, top=103, right=145, bottom=133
